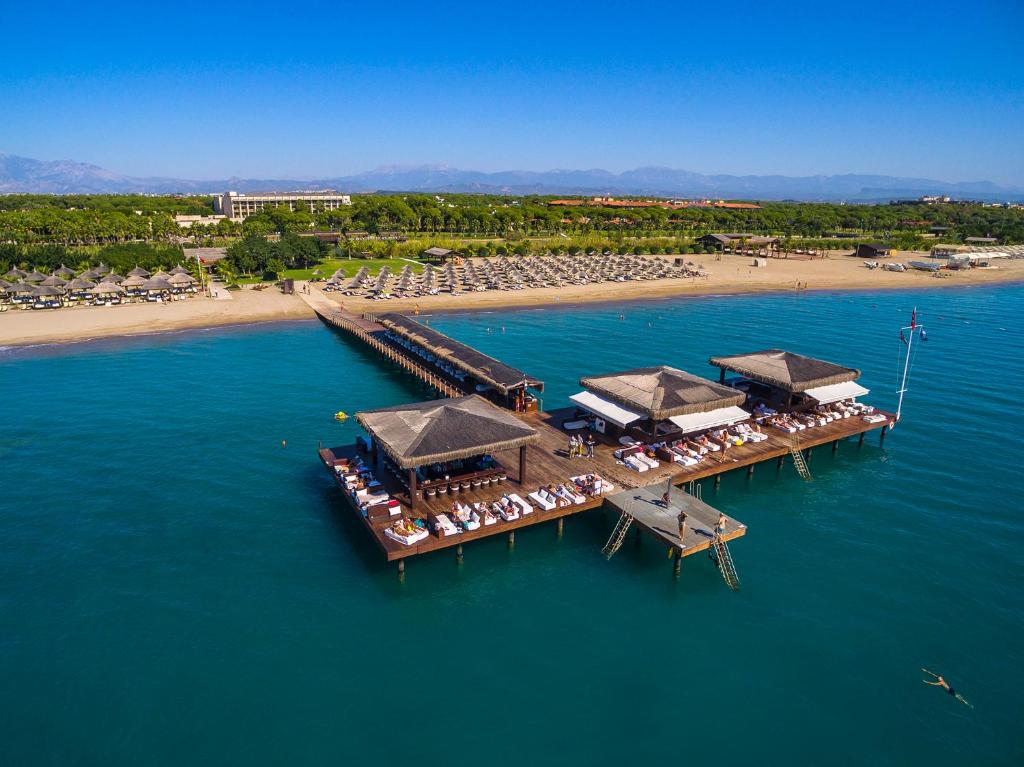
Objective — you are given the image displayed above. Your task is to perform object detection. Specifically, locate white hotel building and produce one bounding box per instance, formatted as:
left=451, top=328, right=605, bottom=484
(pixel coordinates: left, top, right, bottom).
left=214, top=191, right=352, bottom=220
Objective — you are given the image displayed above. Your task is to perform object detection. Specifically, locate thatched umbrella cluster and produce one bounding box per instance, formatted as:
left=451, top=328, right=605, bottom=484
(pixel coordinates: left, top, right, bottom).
left=0, top=262, right=199, bottom=308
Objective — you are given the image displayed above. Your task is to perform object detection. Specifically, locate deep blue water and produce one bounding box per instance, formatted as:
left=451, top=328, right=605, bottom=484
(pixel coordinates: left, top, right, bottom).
left=2, top=286, right=1022, bottom=766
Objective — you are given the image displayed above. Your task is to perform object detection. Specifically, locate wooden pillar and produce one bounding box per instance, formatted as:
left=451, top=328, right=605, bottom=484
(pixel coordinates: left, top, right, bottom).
left=508, top=530, right=515, bottom=548
left=806, top=447, right=813, bottom=459
left=518, top=445, right=527, bottom=485
left=408, top=468, right=418, bottom=512
left=371, top=440, right=378, bottom=466
left=719, top=368, right=726, bottom=384
left=455, top=544, right=463, bottom=564
left=832, top=440, right=839, bottom=453
left=747, top=464, right=755, bottom=477
left=880, top=425, right=888, bottom=445
left=397, top=559, right=405, bottom=577
left=858, top=431, right=866, bottom=446
left=777, top=455, right=785, bottom=470
left=714, top=473, right=722, bottom=487
left=673, top=550, right=682, bottom=577
left=556, top=517, right=564, bottom=537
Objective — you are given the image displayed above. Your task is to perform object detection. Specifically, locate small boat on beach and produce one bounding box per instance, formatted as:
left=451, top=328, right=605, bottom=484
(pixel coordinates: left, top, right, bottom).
left=909, top=261, right=941, bottom=272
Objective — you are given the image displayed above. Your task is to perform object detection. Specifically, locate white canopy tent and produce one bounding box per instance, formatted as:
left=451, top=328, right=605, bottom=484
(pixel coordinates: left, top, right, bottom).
left=570, top=391, right=643, bottom=429
left=803, top=381, right=869, bottom=404
left=668, top=405, right=750, bottom=434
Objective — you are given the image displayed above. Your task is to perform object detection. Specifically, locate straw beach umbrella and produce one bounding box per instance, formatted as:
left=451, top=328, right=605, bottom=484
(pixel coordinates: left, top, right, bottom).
left=41, top=275, right=68, bottom=288
left=31, top=284, right=63, bottom=298
left=53, top=264, right=76, bottom=278
left=121, top=275, right=147, bottom=289
left=104, top=272, right=125, bottom=284
left=4, top=267, right=27, bottom=280
left=169, top=264, right=190, bottom=276
left=168, top=273, right=195, bottom=288
left=23, top=270, right=47, bottom=283
left=91, top=281, right=126, bottom=295
left=67, top=277, right=96, bottom=291
left=127, top=265, right=151, bottom=278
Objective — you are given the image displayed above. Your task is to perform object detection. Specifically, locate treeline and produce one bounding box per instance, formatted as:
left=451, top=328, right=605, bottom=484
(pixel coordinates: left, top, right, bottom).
left=220, top=233, right=330, bottom=279
left=2, top=193, right=1022, bottom=245
left=0, top=243, right=187, bottom=276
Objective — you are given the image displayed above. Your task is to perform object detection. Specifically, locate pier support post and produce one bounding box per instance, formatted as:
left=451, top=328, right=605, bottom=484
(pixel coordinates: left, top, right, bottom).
left=714, top=474, right=722, bottom=488
left=806, top=447, right=813, bottom=459
left=832, top=440, right=839, bottom=453
left=455, top=544, right=463, bottom=564
left=880, top=425, right=888, bottom=445
left=858, top=432, right=866, bottom=446
left=746, top=464, right=755, bottom=478
left=777, top=456, right=785, bottom=470
left=556, top=518, right=564, bottom=538
left=397, top=560, right=405, bottom=578
left=508, top=530, right=515, bottom=548
left=673, top=551, right=682, bottom=578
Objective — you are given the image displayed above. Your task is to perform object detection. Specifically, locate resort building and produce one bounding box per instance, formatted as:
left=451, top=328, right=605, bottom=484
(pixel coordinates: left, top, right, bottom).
left=174, top=214, right=227, bottom=229
left=854, top=243, right=892, bottom=259
left=214, top=191, right=352, bottom=221
left=697, top=233, right=780, bottom=252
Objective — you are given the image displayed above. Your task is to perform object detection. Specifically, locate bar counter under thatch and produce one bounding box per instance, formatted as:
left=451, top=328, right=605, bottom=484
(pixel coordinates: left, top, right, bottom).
left=375, top=313, right=543, bottom=395
left=579, top=365, right=745, bottom=421
left=709, top=349, right=859, bottom=392
left=355, top=394, right=538, bottom=470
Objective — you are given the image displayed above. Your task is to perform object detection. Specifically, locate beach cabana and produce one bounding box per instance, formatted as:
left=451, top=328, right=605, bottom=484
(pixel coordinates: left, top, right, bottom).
left=23, top=270, right=47, bottom=283
left=4, top=267, right=27, bottom=280
left=168, top=273, right=196, bottom=289
left=169, top=264, right=190, bottom=276
left=53, top=264, right=76, bottom=278
left=30, top=284, right=63, bottom=306
left=128, top=265, right=151, bottom=278
left=104, top=272, right=125, bottom=284
left=356, top=394, right=538, bottom=511
left=90, top=281, right=126, bottom=298
left=709, top=349, right=861, bottom=408
left=142, top=277, right=173, bottom=294
left=577, top=365, right=746, bottom=438
left=41, top=275, right=68, bottom=288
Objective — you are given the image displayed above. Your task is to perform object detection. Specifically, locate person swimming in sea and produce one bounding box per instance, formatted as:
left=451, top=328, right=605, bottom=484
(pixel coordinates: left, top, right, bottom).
left=922, top=669, right=973, bottom=708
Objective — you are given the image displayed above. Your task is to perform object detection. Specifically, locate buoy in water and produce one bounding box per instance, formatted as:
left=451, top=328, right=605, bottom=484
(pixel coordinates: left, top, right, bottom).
left=334, top=411, right=348, bottom=420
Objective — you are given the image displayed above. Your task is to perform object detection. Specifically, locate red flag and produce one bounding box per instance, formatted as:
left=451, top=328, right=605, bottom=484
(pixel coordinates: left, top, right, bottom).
left=911, top=309, right=917, bottom=329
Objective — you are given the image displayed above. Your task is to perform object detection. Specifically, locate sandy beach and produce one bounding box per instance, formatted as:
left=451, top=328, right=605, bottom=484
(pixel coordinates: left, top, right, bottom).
left=3, top=252, right=1022, bottom=348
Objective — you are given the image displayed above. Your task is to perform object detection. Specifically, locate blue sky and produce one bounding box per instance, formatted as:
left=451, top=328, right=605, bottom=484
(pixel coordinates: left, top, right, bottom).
left=2, top=0, right=1022, bottom=185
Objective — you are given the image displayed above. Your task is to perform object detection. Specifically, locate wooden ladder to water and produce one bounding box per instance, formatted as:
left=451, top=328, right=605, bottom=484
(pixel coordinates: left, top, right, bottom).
left=789, top=442, right=812, bottom=481
left=711, top=534, right=741, bottom=590
left=602, top=511, right=634, bottom=559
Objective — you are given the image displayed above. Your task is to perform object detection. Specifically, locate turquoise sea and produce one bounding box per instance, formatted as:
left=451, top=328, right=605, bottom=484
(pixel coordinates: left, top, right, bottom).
left=2, top=285, right=1022, bottom=766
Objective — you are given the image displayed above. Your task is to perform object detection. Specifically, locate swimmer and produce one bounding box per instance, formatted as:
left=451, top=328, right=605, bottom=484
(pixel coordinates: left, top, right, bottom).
left=922, top=669, right=973, bottom=708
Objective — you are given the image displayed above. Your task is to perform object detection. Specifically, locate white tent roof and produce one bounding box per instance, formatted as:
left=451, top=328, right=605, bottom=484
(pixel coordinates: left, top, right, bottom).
left=668, top=405, right=750, bottom=434
left=804, top=381, right=869, bottom=404
left=570, top=391, right=643, bottom=428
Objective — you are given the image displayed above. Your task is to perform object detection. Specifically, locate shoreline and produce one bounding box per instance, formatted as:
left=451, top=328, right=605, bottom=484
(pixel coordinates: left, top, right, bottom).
left=2, top=255, right=1022, bottom=349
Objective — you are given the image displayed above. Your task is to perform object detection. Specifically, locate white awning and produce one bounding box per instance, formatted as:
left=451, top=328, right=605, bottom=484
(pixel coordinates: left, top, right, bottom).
left=570, top=391, right=643, bottom=428
left=804, top=381, right=869, bottom=404
left=668, top=405, right=750, bottom=434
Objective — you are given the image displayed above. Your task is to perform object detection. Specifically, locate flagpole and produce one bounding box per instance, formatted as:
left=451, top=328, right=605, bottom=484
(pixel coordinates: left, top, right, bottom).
left=895, top=307, right=918, bottom=423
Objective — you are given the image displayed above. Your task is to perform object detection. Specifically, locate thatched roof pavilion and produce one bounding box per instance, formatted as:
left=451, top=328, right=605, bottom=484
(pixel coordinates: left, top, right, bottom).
left=375, top=313, right=543, bottom=396
left=24, top=270, right=46, bottom=283
left=578, top=366, right=744, bottom=422
left=168, top=272, right=196, bottom=287
left=41, top=275, right=68, bottom=287
left=169, top=264, right=190, bottom=275
left=356, top=395, right=537, bottom=508
left=708, top=349, right=859, bottom=393
left=67, top=277, right=96, bottom=291
left=4, top=268, right=27, bottom=280
left=54, top=265, right=75, bottom=278
left=142, top=277, right=173, bottom=291
left=128, top=265, right=151, bottom=278
left=121, top=275, right=147, bottom=289
left=91, top=281, right=126, bottom=295
left=31, top=284, right=63, bottom=297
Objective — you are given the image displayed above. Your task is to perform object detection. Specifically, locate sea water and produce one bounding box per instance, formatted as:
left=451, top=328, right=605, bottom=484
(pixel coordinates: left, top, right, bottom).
left=1, top=286, right=1022, bottom=765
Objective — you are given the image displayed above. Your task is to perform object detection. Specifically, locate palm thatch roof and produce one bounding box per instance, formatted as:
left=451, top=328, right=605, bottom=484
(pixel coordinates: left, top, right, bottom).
left=24, top=270, right=46, bottom=283
left=105, top=272, right=125, bottom=283
left=579, top=366, right=745, bottom=421
left=375, top=313, right=543, bottom=394
left=7, top=281, right=35, bottom=293
left=128, top=265, right=151, bottom=278
left=169, top=264, right=190, bottom=275
left=4, top=268, right=27, bottom=280
left=355, top=394, right=538, bottom=469
left=41, top=275, right=68, bottom=287
left=91, top=281, right=126, bottom=295
left=168, top=272, right=196, bottom=286
left=54, top=265, right=76, bottom=278
left=709, top=349, right=860, bottom=393
left=121, top=275, right=147, bottom=288
left=31, top=284, right=63, bottom=297
left=142, top=277, right=173, bottom=291
left=67, top=277, right=96, bottom=290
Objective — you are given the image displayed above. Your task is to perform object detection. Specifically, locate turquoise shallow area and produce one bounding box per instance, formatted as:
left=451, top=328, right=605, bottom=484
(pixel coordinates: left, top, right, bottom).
left=2, top=286, right=1022, bottom=766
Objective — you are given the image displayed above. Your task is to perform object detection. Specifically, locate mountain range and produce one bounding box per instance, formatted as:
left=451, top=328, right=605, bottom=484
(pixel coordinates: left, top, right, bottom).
left=2, top=152, right=1021, bottom=202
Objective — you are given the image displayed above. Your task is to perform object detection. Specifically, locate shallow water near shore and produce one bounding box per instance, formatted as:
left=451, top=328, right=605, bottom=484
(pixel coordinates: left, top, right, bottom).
left=2, top=286, right=1022, bottom=765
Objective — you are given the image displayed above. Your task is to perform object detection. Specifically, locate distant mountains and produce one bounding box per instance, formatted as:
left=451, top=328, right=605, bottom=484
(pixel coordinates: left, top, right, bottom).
left=2, top=152, right=1021, bottom=202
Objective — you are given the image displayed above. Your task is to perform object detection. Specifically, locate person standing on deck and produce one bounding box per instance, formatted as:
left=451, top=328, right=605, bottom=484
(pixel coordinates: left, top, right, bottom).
left=677, top=510, right=688, bottom=545
left=715, top=512, right=727, bottom=537
left=586, top=434, right=595, bottom=458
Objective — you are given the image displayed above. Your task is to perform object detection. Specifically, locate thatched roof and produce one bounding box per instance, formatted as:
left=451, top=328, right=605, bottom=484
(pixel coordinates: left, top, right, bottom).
left=4, top=268, right=27, bottom=280
left=91, top=281, right=126, bottom=294
left=41, top=275, right=68, bottom=287
left=128, top=265, right=151, bottom=277
left=168, top=273, right=195, bottom=286
left=6, top=281, right=35, bottom=293
left=709, top=349, right=860, bottom=393
left=142, top=277, right=173, bottom=291
left=121, top=275, right=147, bottom=288
left=375, top=313, right=543, bottom=394
left=24, top=270, right=46, bottom=283
left=356, top=394, right=538, bottom=469
left=105, top=273, right=125, bottom=283
left=579, top=365, right=745, bottom=421
left=169, top=264, right=190, bottom=275
left=31, top=284, right=63, bottom=297
left=54, top=265, right=75, bottom=278
left=67, top=278, right=96, bottom=290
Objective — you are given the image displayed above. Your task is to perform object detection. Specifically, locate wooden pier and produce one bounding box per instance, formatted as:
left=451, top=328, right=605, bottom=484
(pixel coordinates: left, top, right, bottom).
left=309, top=294, right=895, bottom=576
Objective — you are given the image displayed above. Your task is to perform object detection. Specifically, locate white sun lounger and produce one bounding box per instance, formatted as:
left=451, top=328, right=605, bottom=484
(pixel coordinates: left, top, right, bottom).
left=506, top=494, right=533, bottom=515
left=435, top=513, right=461, bottom=537
left=528, top=490, right=557, bottom=510
left=384, top=527, right=429, bottom=546
left=623, top=455, right=648, bottom=472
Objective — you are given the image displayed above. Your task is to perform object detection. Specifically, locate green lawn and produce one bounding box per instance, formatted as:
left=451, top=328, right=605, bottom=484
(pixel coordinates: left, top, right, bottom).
left=236, top=257, right=425, bottom=284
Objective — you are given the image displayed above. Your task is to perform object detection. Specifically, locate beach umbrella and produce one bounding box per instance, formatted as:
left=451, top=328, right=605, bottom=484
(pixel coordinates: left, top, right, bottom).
left=4, top=267, right=27, bottom=280
left=31, top=284, right=63, bottom=297
left=168, top=273, right=195, bottom=287
left=121, top=275, right=147, bottom=288
left=94, top=262, right=110, bottom=275
left=151, top=270, right=171, bottom=280
left=127, top=265, right=151, bottom=278
left=41, top=275, right=68, bottom=287
left=8, top=281, right=35, bottom=294
left=169, top=264, right=190, bottom=276
left=80, top=268, right=101, bottom=280
left=104, top=273, right=125, bottom=283
left=67, top=277, right=96, bottom=291
left=24, top=270, right=47, bottom=283
left=142, top=277, right=173, bottom=291
left=91, top=281, right=126, bottom=295
left=0, top=279, right=10, bottom=290
left=53, top=264, right=76, bottom=278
